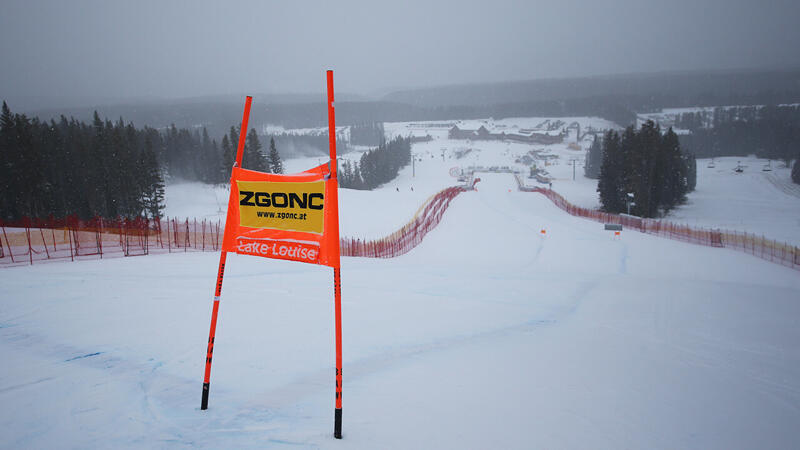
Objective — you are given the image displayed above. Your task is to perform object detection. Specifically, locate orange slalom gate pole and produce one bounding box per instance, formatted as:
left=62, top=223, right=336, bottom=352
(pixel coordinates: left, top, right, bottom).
left=333, top=266, right=343, bottom=437
left=201, top=95, right=252, bottom=410
left=328, top=70, right=344, bottom=439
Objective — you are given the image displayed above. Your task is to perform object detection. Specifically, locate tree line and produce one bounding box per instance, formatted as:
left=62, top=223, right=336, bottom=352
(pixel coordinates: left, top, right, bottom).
left=349, top=122, right=385, bottom=147
left=219, top=126, right=283, bottom=177
left=0, top=102, right=166, bottom=221
left=339, top=136, right=411, bottom=190
left=0, top=101, right=285, bottom=221
left=594, top=120, right=696, bottom=218
left=676, top=105, right=800, bottom=169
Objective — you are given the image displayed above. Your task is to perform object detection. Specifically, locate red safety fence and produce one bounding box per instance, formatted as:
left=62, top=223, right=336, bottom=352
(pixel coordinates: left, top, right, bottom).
left=341, top=186, right=467, bottom=258
left=1, top=185, right=471, bottom=267
left=516, top=175, right=800, bottom=271
left=0, top=216, right=222, bottom=267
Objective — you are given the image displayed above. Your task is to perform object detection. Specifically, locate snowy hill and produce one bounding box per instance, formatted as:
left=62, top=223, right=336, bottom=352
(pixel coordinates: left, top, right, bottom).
left=168, top=116, right=800, bottom=245
left=3, top=158, right=800, bottom=447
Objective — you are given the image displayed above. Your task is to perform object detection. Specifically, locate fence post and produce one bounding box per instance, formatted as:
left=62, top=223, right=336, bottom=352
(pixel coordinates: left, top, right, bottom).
left=68, top=225, right=74, bottom=262
left=40, top=228, right=51, bottom=259
left=216, top=219, right=221, bottom=251
left=98, top=217, right=104, bottom=259
left=1, top=225, right=13, bottom=263
left=24, top=225, right=33, bottom=265
left=167, top=217, right=172, bottom=252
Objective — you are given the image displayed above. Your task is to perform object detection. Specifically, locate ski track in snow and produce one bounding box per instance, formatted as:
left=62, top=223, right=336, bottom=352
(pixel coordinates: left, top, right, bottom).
left=762, top=172, right=800, bottom=199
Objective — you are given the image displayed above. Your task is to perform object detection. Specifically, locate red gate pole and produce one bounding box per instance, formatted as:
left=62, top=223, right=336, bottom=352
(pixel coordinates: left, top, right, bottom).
left=201, top=95, right=252, bottom=410
left=327, top=70, right=344, bottom=439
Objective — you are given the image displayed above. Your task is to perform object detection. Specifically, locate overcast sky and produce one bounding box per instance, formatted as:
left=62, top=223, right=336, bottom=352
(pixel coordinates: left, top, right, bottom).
left=2, top=0, right=799, bottom=109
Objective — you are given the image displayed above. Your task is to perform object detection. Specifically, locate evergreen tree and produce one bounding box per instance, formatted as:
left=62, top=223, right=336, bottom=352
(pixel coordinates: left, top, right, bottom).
left=0, top=101, right=19, bottom=219
left=15, top=113, right=46, bottom=218
left=351, top=163, right=364, bottom=190
left=686, top=152, right=697, bottom=192
left=680, top=105, right=800, bottom=163
left=598, top=122, right=691, bottom=217
left=140, top=134, right=165, bottom=219
left=228, top=126, right=240, bottom=156
left=242, top=128, right=268, bottom=172
left=632, top=120, right=660, bottom=217
left=597, top=129, right=626, bottom=213
left=347, top=136, right=411, bottom=190
left=220, top=134, right=234, bottom=180
left=657, top=127, right=687, bottom=213
left=199, top=128, right=215, bottom=183
left=340, top=159, right=354, bottom=187
left=0, top=104, right=171, bottom=220
left=584, top=135, right=603, bottom=179
left=267, top=137, right=283, bottom=174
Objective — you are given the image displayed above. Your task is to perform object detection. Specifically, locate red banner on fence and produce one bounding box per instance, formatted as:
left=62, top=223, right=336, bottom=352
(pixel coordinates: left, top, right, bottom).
left=220, top=163, right=340, bottom=267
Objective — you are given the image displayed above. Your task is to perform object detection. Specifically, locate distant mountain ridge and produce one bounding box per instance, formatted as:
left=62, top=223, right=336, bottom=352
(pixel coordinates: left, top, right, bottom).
left=9, top=68, right=800, bottom=138
left=380, top=68, right=800, bottom=108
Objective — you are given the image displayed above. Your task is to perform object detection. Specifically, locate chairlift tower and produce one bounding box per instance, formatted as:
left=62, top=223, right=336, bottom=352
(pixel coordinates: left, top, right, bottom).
left=569, top=158, right=579, bottom=180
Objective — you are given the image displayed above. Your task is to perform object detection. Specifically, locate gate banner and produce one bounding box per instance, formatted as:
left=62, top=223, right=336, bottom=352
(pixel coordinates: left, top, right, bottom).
left=221, top=163, right=340, bottom=267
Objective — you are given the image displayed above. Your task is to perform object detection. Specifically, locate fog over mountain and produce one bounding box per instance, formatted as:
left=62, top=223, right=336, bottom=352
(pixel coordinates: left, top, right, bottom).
left=2, top=0, right=800, bottom=112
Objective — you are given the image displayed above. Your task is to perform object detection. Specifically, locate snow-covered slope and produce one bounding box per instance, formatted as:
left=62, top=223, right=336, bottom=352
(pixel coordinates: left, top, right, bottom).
left=3, top=172, right=800, bottom=448
left=168, top=115, right=800, bottom=245
left=669, top=157, right=800, bottom=245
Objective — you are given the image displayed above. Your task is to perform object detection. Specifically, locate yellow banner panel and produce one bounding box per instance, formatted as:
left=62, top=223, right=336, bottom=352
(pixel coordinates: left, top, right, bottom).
left=236, top=180, right=325, bottom=234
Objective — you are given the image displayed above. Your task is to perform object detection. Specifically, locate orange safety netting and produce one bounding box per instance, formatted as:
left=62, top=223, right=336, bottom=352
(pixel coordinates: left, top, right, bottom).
left=515, top=174, right=800, bottom=271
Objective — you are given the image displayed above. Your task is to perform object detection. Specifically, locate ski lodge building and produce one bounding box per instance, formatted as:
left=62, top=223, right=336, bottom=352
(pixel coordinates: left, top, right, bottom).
left=448, top=124, right=564, bottom=145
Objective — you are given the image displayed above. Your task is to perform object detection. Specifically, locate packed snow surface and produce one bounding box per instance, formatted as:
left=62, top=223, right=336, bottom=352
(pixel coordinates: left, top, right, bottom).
left=3, top=170, right=800, bottom=448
